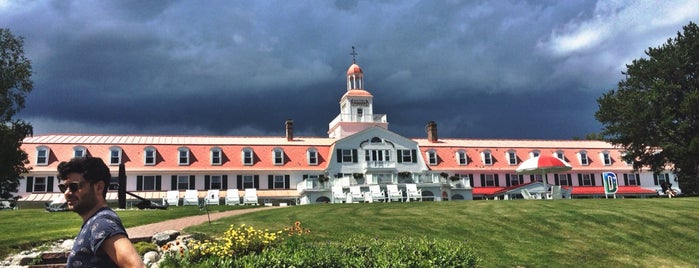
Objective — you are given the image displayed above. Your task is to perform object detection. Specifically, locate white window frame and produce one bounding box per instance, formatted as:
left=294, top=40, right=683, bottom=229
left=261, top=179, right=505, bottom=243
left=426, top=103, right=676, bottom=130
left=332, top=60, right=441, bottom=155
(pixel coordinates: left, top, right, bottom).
left=507, top=151, right=517, bottom=165
left=178, top=147, right=190, bottom=166
left=109, top=146, right=122, bottom=165
left=242, top=175, right=255, bottom=189
left=307, top=148, right=318, bottom=165
left=33, top=176, right=48, bottom=192
left=484, top=174, right=496, bottom=186
left=482, top=151, right=493, bottom=166
left=210, top=147, right=222, bottom=166
left=139, top=175, right=157, bottom=191
left=581, top=173, right=593, bottom=186
left=210, top=175, right=222, bottom=189
left=427, top=150, right=437, bottom=165
left=601, top=151, right=611, bottom=166
left=273, top=175, right=286, bottom=189
left=508, top=173, right=520, bottom=186
left=273, top=148, right=284, bottom=165
left=144, top=147, right=156, bottom=165
left=530, top=150, right=540, bottom=158
left=626, top=173, right=639, bottom=186
left=177, top=175, right=190, bottom=190
left=579, top=151, right=589, bottom=166
left=242, top=148, right=254, bottom=165
left=73, top=146, right=86, bottom=158
left=557, top=174, right=571, bottom=186
left=36, top=146, right=50, bottom=165
left=456, top=150, right=467, bottom=165
left=555, top=151, right=565, bottom=160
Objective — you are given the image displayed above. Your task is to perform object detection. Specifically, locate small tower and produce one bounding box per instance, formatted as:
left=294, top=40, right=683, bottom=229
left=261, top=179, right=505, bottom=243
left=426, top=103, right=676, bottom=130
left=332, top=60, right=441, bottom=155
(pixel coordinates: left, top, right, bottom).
left=328, top=47, right=388, bottom=139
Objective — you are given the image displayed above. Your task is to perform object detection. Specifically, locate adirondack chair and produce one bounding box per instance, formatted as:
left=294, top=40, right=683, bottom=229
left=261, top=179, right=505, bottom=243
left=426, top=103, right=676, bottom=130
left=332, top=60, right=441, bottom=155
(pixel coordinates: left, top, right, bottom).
left=182, top=189, right=199, bottom=206
left=332, top=185, right=347, bottom=203
left=367, top=185, right=385, bottom=202
left=386, top=184, right=403, bottom=202
left=405, top=183, right=422, bottom=202
left=349, top=186, right=364, bottom=203
left=521, top=189, right=534, bottom=200
left=225, top=189, right=240, bottom=205
left=243, top=188, right=258, bottom=205
left=550, top=185, right=562, bottom=199
left=164, top=190, right=180, bottom=206
left=204, top=189, right=220, bottom=205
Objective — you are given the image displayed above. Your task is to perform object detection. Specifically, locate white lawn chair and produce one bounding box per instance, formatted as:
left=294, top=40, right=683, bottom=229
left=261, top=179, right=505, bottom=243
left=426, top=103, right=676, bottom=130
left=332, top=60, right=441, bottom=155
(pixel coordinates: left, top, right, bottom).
left=386, top=184, right=403, bottom=202
left=243, top=188, right=258, bottom=205
left=164, top=190, right=180, bottom=206
left=406, top=183, right=422, bottom=202
left=521, top=189, right=533, bottom=200
left=225, top=189, right=240, bottom=205
left=349, top=186, right=364, bottom=203
left=183, top=189, right=199, bottom=206
left=204, top=189, right=220, bottom=205
left=368, top=185, right=385, bottom=202
left=332, top=185, right=347, bottom=203
left=550, top=186, right=562, bottom=199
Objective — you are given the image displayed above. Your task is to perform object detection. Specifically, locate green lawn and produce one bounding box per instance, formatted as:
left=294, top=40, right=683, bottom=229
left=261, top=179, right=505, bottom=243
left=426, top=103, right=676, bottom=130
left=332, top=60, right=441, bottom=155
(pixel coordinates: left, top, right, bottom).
left=0, top=205, right=256, bottom=258
left=184, top=198, right=699, bottom=267
left=2, top=198, right=697, bottom=267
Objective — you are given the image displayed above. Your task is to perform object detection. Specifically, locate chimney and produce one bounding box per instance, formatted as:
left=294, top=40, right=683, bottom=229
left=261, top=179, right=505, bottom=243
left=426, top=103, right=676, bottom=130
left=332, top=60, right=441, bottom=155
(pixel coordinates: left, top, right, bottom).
left=426, top=121, right=438, bottom=143
left=285, top=119, right=294, bottom=141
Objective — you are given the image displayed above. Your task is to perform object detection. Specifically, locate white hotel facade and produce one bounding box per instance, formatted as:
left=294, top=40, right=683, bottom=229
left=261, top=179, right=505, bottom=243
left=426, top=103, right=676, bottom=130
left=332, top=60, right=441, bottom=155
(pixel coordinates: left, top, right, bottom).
left=17, top=62, right=674, bottom=205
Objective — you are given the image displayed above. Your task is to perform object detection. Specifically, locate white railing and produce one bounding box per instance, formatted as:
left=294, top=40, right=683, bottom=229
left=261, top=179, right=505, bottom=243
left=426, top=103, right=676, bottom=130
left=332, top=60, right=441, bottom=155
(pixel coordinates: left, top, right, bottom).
left=328, top=113, right=387, bottom=127
left=364, top=161, right=395, bottom=169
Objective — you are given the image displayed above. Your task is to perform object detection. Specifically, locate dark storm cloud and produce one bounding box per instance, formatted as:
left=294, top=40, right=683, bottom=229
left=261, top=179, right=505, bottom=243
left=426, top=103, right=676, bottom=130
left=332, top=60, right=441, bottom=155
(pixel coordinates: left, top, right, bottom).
left=2, top=0, right=697, bottom=139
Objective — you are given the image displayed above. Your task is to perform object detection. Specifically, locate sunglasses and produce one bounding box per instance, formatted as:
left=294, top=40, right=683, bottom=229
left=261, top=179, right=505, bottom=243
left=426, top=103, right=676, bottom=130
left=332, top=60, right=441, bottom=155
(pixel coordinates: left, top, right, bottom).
left=58, top=181, right=86, bottom=193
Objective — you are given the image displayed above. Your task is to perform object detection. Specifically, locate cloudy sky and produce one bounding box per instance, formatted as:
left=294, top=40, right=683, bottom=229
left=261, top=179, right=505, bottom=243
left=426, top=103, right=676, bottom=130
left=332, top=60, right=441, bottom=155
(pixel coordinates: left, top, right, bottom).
left=2, top=1, right=697, bottom=140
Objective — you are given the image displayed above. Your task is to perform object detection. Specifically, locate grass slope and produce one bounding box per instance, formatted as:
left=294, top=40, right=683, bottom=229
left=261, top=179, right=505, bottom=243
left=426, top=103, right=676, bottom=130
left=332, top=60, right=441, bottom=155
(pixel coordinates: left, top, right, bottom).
left=185, top=198, right=699, bottom=267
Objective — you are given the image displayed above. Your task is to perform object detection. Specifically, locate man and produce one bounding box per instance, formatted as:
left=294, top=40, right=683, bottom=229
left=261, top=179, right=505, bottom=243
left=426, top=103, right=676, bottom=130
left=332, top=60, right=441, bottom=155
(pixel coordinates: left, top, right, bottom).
left=57, top=157, right=145, bottom=268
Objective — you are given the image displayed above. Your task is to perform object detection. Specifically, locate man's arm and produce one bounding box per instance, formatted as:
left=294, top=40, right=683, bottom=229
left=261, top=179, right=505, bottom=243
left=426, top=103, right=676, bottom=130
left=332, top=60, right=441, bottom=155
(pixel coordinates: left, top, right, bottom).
left=101, top=234, right=145, bottom=268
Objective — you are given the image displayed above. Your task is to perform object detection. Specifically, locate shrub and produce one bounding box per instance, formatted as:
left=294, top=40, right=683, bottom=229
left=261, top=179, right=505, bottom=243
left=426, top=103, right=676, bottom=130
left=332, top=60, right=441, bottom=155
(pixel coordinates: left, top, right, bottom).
left=133, top=241, right=158, bottom=256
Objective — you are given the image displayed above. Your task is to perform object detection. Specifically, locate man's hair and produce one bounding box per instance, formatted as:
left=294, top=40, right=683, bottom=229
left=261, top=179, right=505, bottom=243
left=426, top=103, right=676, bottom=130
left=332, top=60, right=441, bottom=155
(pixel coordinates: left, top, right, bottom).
left=57, top=157, right=111, bottom=198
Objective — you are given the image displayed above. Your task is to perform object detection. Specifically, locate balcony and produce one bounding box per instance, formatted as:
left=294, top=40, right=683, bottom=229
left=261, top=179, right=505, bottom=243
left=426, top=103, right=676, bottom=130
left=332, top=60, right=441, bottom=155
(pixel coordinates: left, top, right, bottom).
left=328, top=113, right=387, bottom=127
left=363, top=161, right=396, bottom=170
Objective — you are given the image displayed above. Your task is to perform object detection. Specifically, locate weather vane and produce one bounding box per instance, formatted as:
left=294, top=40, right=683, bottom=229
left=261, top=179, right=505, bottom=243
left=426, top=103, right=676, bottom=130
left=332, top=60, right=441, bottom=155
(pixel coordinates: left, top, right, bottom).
left=350, top=46, right=358, bottom=63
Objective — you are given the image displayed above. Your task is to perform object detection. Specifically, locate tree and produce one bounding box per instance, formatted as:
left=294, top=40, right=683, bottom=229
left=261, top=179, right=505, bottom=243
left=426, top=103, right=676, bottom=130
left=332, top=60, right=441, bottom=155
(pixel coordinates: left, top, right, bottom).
left=595, top=22, right=699, bottom=195
left=0, top=28, right=33, bottom=199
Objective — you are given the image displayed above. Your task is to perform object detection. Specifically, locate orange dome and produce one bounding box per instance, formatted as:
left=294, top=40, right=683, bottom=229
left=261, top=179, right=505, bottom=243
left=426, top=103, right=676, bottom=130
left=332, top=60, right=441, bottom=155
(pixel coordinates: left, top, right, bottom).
left=346, top=64, right=363, bottom=75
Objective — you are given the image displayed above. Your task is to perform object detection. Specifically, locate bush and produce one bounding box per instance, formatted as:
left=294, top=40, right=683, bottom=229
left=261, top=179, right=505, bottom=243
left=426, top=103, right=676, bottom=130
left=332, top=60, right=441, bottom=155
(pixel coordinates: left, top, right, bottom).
left=133, top=241, right=158, bottom=256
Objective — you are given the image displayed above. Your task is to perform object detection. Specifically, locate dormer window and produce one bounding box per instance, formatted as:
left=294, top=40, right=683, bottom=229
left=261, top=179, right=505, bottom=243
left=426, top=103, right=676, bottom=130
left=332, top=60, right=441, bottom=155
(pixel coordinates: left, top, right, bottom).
left=601, top=151, right=612, bottom=165
left=555, top=151, right=565, bottom=160
left=456, top=150, right=467, bottom=165
left=507, top=151, right=518, bottom=165
left=211, top=147, right=222, bottom=165
left=579, top=151, right=589, bottom=165
left=530, top=150, right=540, bottom=158
left=178, top=147, right=190, bottom=165
left=36, top=146, right=50, bottom=165
left=109, top=147, right=122, bottom=165
left=427, top=150, right=437, bottom=165
left=73, top=146, right=87, bottom=158
left=242, top=148, right=254, bottom=165
left=482, top=150, right=493, bottom=165
left=273, top=148, right=284, bottom=165
left=307, top=148, right=318, bottom=165
left=144, top=147, right=157, bottom=165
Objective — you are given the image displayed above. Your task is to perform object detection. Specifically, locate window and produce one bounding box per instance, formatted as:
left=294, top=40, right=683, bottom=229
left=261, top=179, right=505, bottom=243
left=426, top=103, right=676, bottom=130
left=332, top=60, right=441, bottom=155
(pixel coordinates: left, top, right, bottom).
left=625, top=173, right=639, bottom=186
left=482, top=151, right=493, bottom=165
left=109, top=176, right=119, bottom=190
left=144, top=147, right=156, bottom=165
left=398, top=149, right=415, bottom=163
left=531, top=151, right=540, bottom=158
left=273, top=148, right=284, bottom=165
left=366, top=149, right=390, bottom=162
left=211, top=148, right=222, bottom=165
left=581, top=174, right=593, bottom=186
left=507, top=151, right=517, bottom=165
left=73, top=146, right=86, bottom=158
left=508, top=173, right=520, bottom=186
left=34, top=177, right=47, bottom=192
left=579, top=151, right=589, bottom=165
left=555, top=151, right=565, bottom=160
left=36, top=146, right=49, bottom=165
left=456, top=150, right=467, bottom=165
left=601, top=151, right=611, bottom=165
left=140, top=176, right=157, bottom=191
left=109, top=147, right=122, bottom=165
left=210, top=175, right=222, bottom=189
left=556, top=174, right=571, bottom=186
left=273, top=175, right=286, bottom=189
left=654, top=173, right=670, bottom=185
left=342, top=149, right=354, bottom=162
left=178, top=147, right=190, bottom=165
left=243, top=175, right=255, bottom=189
left=622, top=153, right=633, bottom=165
left=427, top=150, right=437, bottom=165
left=242, top=148, right=254, bottom=165
left=532, top=174, right=543, bottom=182
left=177, top=175, right=190, bottom=190
left=307, top=149, right=318, bottom=165
left=483, top=174, right=496, bottom=186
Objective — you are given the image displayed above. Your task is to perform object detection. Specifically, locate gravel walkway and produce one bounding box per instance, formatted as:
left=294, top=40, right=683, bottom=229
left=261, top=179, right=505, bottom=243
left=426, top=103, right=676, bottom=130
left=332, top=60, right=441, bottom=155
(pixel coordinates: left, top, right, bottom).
left=126, top=206, right=283, bottom=240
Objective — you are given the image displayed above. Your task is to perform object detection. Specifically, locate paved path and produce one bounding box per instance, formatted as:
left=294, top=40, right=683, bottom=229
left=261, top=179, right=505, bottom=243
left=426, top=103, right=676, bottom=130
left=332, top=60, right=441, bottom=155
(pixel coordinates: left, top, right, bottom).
left=126, top=206, right=283, bottom=240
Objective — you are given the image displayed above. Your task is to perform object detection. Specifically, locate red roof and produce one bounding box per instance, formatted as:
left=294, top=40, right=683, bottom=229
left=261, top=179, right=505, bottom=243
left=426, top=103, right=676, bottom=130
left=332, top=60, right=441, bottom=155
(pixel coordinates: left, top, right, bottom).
left=473, top=187, right=504, bottom=195
left=346, top=63, right=363, bottom=75
left=563, top=186, right=656, bottom=195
